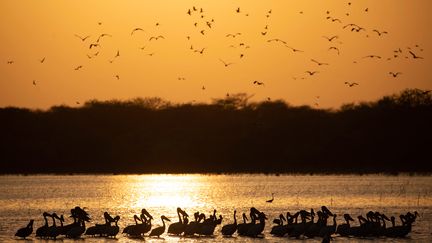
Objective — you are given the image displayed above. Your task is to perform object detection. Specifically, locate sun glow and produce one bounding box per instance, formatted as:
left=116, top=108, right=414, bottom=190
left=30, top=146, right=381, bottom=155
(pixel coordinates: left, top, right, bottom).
left=121, top=175, right=208, bottom=210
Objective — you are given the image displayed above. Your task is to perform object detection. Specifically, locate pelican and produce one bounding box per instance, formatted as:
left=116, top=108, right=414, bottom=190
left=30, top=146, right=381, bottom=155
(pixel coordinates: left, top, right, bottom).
left=167, top=208, right=187, bottom=235
left=328, top=47, right=340, bottom=55
left=389, top=72, right=402, bottom=77
left=236, top=213, right=249, bottom=235
left=122, top=214, right=141, bottom=235
left=47, top=213, right=62, bottom=239
left=149, top=215, right=170, bottom=237
left=373, top=29, right=388, bottom=36
left=74, top=34, right=90, bottom=41
left=322, top=35, right=338, bottom=41
left=219, top=59, right=234, bottom=67
left=409, top=51, right=423, bottom=59
left=184, top=212, right=202, bottom=236
left=131, top=28, right=144, bottom=35
left=270, top=214, right=286, bottom=236
left=36, top=212, right=51, bottom=238
left=345, top=81, right=359, bottom=87
left=311, top=59, right=329, bottom=66
left=96, top=33, right=112, bottom=42
left=39, top=57, right=45, bottom=63
left=266, top=193, right=274, bottom=202
left=336, top=213, right=354, bottom=236
left=246, top=211, right=267, bottom=237
left=305, top=71, right=319, bottom=75
left=319, top=214, right=337, bottom=237
left=285, top=45, right=304, bottom=52
left=253, top=80, right=264, bottom=86
left=221, top=210, right=237, bottom=236
left=15, top=220, right=34, bottom=239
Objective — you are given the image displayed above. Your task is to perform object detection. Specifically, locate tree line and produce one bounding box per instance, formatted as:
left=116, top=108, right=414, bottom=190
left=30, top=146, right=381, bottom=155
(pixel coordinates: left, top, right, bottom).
left=1, top=88, right=431, bottom=174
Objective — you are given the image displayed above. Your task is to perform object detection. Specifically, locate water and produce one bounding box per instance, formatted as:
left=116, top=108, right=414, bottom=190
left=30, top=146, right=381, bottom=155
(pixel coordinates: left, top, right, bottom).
left=0, top=174, right=431, bottom=242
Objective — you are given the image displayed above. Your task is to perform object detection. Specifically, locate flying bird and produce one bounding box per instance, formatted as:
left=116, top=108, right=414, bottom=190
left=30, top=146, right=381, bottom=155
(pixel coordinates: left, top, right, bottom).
left=131, top=28, right=144, bottom=35
left=226, top=33, right=241, bottom=38
left=74, top=34, right=90, bottom=42
left=236, top=7, right=240, bottom=13
left=261, top=31, right=267, bottom=36
left=253, top=80, right=265, bottom=86
left=115, top=50, right=120, bottom=58
left=89, top=43, right=100, bottom=49
left=200, top=30, right=205, bottom=35
left=328, top=46, right=340, bottom=55
left=7, top=60, right=14, bottom=64
left=219, top=59, right=234, bottom=67
left=322, top=35, right=338, bottom=41
left=409, top=51, right=423, bottom=59
left=39, top=57, right=45, bottom=63
left=389, top=72, right=402, bottom=77
left=285, top=45, right=304, bottom=52
left=373, top=29, right=388, bottom=36
left=345, top=82, right=358, bottom=87
left=305, top=71, right=319, bottom=75
left=363, top=55, right=382, bottom=59
left=96, top=33, right=112, bottom=42
left=195, top=48, right=206, bottom=54
left=311, top=59, right=329, bottom=66
left=267, top=39, right=287, bottom=44
left=74, top=65, right=83, bottom=70
left=32, top=80, right=37, bottom=86
left=114, top=75, right=120, bottom=80
left=149, top=35, right=165, bottom=41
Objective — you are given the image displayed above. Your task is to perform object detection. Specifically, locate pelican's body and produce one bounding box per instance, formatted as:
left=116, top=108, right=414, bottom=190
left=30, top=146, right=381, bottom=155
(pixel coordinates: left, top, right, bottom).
left=15, top=220, right=34, bottom=239
left=149, top=215, right=170, bottom=237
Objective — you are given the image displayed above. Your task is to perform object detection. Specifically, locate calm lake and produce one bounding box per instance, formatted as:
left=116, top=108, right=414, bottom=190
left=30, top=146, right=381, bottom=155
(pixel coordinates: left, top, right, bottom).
left=0, top=174, right=431, bottom=242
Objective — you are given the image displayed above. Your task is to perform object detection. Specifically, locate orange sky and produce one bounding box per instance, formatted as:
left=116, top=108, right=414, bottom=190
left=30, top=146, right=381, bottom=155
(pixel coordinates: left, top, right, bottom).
left=0, top=0, right=431, bottom=109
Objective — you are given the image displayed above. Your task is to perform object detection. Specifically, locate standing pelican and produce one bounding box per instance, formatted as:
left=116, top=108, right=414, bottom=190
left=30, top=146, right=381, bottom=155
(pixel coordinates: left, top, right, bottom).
left=36, top=212, right=51, bottom=238
left=168, top=208, right=189, bottom=235
left=149, top=215, right=170, bottom=237
left=15, top=220, right=34, bottom=239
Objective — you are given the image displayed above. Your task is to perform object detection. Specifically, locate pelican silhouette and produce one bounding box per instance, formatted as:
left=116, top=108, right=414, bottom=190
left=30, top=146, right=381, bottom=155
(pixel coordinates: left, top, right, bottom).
left=89, top=43, right=100, bottom=49
left=32, top=80, right=37, bottom=86
left=305, top=71, right=319, bottom=75
left=322, top=35, right=338, bottom=41
left=74, top=34, right=90, bottom=41
left=328, top=46, right=340, bottom=55
left=219, top=59, right=234, bottom=67
left=221, top=210, right=237, bottom=236
left=149, top=215, right=170, bottom=237
left=311, top=59, right=329, bottom=66
left=149, top=35, right=165, bottom=41
left=373, top=29, right=388, bottom=36
left=409, top=51, right=423, bottom=59
left=266, top=193, right=274, bottom=202
left=237, top=213, right=249, bottom=235
left=285, top=45, right=304, bottom=52
left=74, top=65, right=83, bottom=70
left=253, top=80, right=264, bottom=86
left=336, top=213, right=354, bottom=236
left=36, top=212, right=51, bottom=238
left=345, top=82, right=358, bottom=87
left=363, top=55, right=381, bottom=59
left=7, top=60, right=14, bottom=64
left=200, top=30, right=205, bottom=35
left=236, top=7, right=240, bottom=13
left=261, top=31, right=267, bottom=35
left=168, top=208, right=188, bottom=235
left=96, top=33, right=112, bottom=42
left=39, top=57, right=45, bottom=63
left=15, top=220, right=34, bottom=239
left=389, top=72, right=402, bottom=77
left=246, top=211, right=267, bottom=237
left=270, top=214, right=286, bottom=236
left=268, top=38, right=287, bottom=44
left=131, top=28, right=144, bottom=35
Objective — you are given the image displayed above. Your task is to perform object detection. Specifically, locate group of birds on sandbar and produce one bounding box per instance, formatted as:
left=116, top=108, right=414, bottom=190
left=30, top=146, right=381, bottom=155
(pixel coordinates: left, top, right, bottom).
left=15, top=205, right=419, bottom=242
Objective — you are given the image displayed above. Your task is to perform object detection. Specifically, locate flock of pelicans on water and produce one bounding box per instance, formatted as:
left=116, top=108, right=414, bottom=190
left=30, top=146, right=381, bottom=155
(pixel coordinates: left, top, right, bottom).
left=15, top=206, right=419, bottom=242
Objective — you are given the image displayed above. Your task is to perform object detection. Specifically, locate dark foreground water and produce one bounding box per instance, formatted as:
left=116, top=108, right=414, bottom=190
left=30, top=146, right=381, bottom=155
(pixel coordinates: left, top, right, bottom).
left=0, top=174, right=431, bottom=242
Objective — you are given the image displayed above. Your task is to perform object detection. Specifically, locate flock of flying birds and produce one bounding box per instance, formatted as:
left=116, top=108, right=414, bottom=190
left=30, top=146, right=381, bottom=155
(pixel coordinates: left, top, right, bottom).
left=3, top=2, right=427, bottom=106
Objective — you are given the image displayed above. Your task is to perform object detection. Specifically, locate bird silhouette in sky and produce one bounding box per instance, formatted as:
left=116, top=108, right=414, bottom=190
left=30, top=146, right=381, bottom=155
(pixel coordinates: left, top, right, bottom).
left=74, top=34, right=90, bottom=41
left=253, top=80, right=264, bottom=86
left=373, top=29, right=388, bottom=36
left=115, top=50, right=120, bottom=58
left=7, top=60, right=14, bottom=64
left=311, top=59, right=329, bottom=66
left=194, top=48, right=205, bottom=54
left=345, top=82, right=359, bottom=87
left=200, top=30, right=205, bottom=35
left=131, top=28, right=144, bottom=35
left=322, top=35, right=338, bottom=41
left=236, top=7, right=240, bottom=13
left=32, top=80, right=37, bottom=86
left=39, top=57, right=45, bottom=63
left=219, top=59, right=234, bottom=67
left=389, top=72, right=402, bottom=77
left=74, top=65, right=83, bottom=70
left=305, top=71, right=319, bottom=75
left=329, top=46, right=340, bottom=55
left=363, top=55, right=382, bottom=59
left=261, top=31, right=267, bottom=36
left=149, top=36, right=165, bottom=41
left=268, top=39, right=287, bottom=44
left=114, top=75, right=120, bottom=80
left=285, top=45, right=304, bottom=52
left=409, top=51, right=423, bottom=59
left=96, top=33, right=112, bottom=42
left=89, top=43, right=100, bottom=49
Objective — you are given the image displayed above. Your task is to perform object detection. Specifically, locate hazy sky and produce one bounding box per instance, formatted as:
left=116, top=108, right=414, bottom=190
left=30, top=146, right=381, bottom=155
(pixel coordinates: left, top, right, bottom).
left=0, top=0, right=431, bottom=109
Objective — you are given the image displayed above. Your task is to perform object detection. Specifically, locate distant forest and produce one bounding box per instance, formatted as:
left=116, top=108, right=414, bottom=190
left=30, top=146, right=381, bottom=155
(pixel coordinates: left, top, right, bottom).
left=1, top=88, right=431, bottom=174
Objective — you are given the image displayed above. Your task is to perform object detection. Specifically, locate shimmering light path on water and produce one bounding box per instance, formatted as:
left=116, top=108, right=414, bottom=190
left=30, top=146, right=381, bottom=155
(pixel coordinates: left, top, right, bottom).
left=0, top=174, right=431, bottom=242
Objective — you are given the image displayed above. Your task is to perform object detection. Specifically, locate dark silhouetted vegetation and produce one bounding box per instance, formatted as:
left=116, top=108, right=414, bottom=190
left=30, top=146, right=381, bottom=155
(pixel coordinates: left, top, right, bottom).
left=1, top=89, right=431, bottom=174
